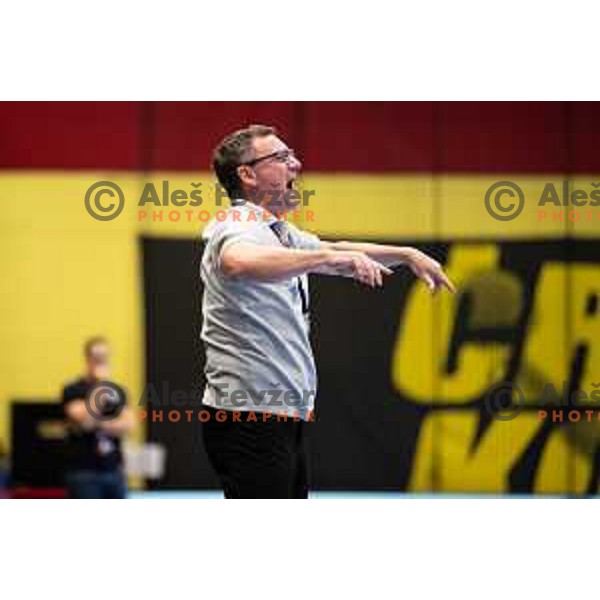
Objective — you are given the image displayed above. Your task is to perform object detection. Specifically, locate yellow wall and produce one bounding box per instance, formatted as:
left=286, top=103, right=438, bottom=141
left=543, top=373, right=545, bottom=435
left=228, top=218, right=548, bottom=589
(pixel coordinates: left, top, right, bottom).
left=1, top=171, right=598, bottom=492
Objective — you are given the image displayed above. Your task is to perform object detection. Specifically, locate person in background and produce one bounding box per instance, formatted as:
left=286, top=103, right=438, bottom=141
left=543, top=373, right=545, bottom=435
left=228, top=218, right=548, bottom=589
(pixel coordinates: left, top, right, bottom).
left=62, top=337, right=134, bottom=499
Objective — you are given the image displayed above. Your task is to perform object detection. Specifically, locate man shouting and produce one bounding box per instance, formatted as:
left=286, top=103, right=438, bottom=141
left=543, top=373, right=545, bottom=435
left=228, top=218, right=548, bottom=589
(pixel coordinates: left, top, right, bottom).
left=200, top=124, right=454, bottom=499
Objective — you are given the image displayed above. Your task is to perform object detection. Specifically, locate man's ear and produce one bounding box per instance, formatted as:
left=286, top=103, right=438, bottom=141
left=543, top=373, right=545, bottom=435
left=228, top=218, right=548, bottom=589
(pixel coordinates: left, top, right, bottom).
left=236, top=165, right=255, bottom=188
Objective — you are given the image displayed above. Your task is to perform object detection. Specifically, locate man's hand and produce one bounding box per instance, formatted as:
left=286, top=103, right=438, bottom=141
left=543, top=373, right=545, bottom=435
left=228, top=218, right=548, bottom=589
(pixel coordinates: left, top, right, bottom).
left=320, top=251, right=393, bottom=287
left=321, top=241, right=455, bottom=293
left=404, top=248, right=456, bottom=293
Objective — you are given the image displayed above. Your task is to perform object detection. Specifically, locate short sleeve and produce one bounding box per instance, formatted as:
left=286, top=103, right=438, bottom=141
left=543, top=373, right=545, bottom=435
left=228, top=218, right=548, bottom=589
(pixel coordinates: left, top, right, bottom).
left=289, top=225, right=322, bottom=251
left=207, top=221, right=274, bottom=273
left=62, top=383, right=80, bottom=405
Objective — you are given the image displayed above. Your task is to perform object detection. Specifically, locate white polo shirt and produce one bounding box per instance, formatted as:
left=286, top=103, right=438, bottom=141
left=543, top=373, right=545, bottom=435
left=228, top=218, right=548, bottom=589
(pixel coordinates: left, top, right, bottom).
left=200, top=202, right=322, bottom=420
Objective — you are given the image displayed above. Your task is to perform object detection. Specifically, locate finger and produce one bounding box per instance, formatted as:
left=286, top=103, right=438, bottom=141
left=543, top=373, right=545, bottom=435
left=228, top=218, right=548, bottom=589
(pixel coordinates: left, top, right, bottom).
left=374, top=265, right=383, bottom=287
left=365, top=262, right=377, bottom=287
left=354, top=260, right=371, bottom=286
left=357, top=258, right=375, bottom=287
left=371, top=259, right=393, bottom=276
left=370, top=263, right=380, bottom=287
left=369, top=262, right=382, bottom=287
left=361, top=271, right=374, bottom=287
left=436, top=270, right=456, bottom=293
left=444, top=275, right=456, bottom=293
left=366, top=259, right=389, bottom=286
left=363, top=263, right=375, bottom=287
left=355, top=264, right=366, bottom=284
left=367, top=262, right=378, bottom=287
left=421, top=272, right=436, bottom=292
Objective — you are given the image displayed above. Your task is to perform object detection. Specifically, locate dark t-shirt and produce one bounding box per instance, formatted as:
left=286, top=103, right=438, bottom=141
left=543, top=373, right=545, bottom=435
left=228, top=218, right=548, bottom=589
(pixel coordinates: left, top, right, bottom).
left=62, top=377, right=127, bottom=472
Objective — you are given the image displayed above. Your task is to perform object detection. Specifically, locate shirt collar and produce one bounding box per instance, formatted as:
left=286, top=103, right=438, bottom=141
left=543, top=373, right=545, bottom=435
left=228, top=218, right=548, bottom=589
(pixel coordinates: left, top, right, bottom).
left=231, top=200, right=279, bottom=224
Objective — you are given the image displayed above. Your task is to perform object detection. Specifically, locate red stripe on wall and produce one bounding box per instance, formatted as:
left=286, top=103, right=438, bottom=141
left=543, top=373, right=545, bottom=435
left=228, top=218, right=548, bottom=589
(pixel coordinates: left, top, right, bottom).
left=0, top=102, right=143, bottom=169
left=301, top=102, right=435, bottom=172
left=570, top=101, right=600, bottom=173
left=437, top=102, right=568, bottom=173
left=0, top=102, right=599, bottom=173
left=149, top=101, right=299, bottom=171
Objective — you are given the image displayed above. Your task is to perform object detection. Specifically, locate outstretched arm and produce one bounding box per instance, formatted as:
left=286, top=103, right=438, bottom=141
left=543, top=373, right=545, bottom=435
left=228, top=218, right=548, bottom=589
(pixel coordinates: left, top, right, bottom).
left=221, top=241, right=454, bottom=292
left=220, top=243, right=392, bottom=287
left=322, top=241, right=456, bottom=293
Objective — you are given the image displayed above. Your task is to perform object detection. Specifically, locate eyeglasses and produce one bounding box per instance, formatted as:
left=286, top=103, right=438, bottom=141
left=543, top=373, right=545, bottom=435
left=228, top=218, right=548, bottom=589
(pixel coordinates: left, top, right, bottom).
left=241, top=148, right=296, bottom=167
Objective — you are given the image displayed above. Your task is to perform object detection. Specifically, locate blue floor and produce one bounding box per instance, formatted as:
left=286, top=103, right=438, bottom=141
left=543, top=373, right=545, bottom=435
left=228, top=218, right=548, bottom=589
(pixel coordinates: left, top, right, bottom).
left=129, top=490, right=578, bottom=499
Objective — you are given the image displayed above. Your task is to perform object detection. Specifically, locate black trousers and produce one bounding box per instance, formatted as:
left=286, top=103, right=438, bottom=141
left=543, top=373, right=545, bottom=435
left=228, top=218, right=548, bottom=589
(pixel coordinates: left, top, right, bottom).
left=202, top=407, right=309, bottom=499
